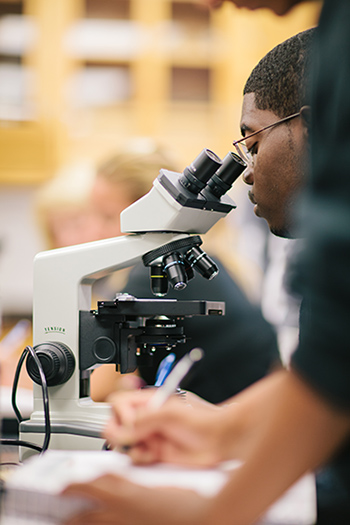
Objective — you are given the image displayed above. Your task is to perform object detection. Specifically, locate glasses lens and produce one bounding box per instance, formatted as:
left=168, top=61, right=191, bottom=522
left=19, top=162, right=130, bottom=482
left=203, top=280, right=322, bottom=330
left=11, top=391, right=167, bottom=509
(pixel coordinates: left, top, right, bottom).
left=234, top=143, right=253, bottom=168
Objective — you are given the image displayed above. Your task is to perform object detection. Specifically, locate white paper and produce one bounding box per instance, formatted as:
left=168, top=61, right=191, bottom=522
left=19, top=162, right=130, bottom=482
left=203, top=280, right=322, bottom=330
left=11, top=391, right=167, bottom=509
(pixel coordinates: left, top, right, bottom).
left=1, top=450, right=316, bottom=525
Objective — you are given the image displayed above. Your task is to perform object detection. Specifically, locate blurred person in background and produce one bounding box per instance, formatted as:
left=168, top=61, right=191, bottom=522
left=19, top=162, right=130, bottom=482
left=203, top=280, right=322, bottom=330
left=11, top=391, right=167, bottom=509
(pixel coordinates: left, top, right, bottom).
left=35, top=162, right=97, bottom=250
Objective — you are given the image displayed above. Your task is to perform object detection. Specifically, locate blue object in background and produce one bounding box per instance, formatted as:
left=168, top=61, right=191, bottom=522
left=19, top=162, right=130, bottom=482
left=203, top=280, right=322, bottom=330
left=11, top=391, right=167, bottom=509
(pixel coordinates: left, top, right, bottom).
left=154, top=353, right=176, bottom=386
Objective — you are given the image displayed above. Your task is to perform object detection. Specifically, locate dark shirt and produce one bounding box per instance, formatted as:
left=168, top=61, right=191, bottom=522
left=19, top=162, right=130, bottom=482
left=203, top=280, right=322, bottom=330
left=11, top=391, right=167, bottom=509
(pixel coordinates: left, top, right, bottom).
left=291, top=0, right=350, bottom=521
left=122, top=258, right=280, bottom=404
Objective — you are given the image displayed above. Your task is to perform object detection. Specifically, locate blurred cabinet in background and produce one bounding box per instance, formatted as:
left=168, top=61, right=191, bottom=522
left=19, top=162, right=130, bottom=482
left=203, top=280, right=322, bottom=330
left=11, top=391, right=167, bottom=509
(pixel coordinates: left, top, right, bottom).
left=0, top=0, right=76, bottom=184
left=0, top=0, right=321, bottom=184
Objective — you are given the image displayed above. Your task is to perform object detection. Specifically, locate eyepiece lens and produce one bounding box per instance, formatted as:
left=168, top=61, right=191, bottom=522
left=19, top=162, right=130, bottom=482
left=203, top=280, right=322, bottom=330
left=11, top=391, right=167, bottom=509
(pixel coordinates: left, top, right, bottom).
left=179, top=149, right=222, bottom=195
left=207, top=152, right=246, bottom=198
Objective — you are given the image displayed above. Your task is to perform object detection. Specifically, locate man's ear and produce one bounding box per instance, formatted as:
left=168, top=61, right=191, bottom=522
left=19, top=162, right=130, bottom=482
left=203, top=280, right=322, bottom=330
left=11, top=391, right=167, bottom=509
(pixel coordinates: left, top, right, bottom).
left=300, top=105, right=311, bottom=138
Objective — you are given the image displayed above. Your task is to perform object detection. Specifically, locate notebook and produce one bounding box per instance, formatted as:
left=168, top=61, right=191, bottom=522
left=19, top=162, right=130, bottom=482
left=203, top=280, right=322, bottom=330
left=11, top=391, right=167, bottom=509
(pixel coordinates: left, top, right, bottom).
left=0, top=449, right=316, bottom=525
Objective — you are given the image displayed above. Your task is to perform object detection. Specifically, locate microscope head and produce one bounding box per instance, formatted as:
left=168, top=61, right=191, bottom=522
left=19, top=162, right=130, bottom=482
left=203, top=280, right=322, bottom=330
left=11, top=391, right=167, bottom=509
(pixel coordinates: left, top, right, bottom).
left=120, top=148, right=246, bottom=235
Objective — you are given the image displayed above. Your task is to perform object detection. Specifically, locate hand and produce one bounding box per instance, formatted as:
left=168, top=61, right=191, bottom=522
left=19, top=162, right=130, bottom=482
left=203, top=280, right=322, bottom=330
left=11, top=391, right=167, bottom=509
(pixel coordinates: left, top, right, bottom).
left=104, top=390, right=228, bottom=466
left=63, top=474, right=212, bottom=525
left=104, top=373, right=294, bottom=467
left=196, top=0, right=303, bottom=15
left=90, top=365, right=145, bottom=402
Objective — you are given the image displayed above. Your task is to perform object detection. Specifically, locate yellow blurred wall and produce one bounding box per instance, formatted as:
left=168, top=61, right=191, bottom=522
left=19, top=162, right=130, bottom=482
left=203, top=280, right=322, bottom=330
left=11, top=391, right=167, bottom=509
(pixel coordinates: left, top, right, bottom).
left=0, top=0, right=322, bottom=184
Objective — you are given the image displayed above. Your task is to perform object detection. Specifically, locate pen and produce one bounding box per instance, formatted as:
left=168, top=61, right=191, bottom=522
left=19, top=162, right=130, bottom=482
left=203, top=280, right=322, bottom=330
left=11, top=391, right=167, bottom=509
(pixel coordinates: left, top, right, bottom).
left=148, top=347, right=204, bottom=410
left=154, top=353, right=176, bottom=387
left=118, top=348, right=204, bottom=453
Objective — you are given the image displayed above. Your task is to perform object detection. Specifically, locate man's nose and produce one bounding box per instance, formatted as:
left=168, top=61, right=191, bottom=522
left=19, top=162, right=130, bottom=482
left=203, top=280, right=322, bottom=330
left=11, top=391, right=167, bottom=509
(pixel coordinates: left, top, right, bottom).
left=242, top=165, right=254, bottom=185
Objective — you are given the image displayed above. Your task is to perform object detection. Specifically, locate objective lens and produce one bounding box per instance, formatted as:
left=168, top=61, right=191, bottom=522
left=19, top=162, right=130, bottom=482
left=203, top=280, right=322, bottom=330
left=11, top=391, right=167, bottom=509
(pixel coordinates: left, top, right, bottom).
left=183, top=258, right=194, bottom=281
left=206, top=152, right=246, bottom=198
left=186, top=246, right=219, bottom=281
left=163, top=253, right=187, bottom=290
left=150, top=264, right=168, bottom=296
left=179, top=149, right=222, bottom=195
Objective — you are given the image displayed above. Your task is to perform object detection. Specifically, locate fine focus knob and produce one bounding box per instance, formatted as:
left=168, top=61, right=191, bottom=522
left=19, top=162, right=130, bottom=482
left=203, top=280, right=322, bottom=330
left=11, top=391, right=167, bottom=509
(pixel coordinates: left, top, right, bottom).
left=26, top=342, right=75, bottom=386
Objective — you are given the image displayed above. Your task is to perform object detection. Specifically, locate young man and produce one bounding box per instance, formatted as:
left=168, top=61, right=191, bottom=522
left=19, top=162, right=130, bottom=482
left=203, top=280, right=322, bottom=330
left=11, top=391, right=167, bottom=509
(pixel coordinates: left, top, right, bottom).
left=63, top=28, right=350, bottom=525
left=235, top=33, right=311, bottom=240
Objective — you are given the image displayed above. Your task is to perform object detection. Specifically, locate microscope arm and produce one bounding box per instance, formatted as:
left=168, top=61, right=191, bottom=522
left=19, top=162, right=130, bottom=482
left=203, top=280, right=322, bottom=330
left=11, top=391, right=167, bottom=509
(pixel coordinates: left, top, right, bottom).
left=32, top=232, right=191, bottom=404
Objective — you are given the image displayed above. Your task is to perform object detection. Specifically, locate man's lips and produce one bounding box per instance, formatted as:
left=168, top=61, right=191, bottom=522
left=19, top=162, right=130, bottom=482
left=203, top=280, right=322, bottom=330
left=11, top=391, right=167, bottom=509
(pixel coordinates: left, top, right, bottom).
left=248, top=190, right=257, bottom=205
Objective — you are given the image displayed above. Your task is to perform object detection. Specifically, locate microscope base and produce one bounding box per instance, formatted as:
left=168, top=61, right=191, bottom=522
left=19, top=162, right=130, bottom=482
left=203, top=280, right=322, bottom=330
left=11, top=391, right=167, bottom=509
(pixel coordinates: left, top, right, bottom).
left=19, top=420, right=107, bottom=461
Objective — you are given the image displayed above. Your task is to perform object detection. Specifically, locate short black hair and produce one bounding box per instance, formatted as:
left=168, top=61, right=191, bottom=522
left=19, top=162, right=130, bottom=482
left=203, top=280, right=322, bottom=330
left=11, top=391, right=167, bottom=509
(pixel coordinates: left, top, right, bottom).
left=244, top=28, right=315, bottom=118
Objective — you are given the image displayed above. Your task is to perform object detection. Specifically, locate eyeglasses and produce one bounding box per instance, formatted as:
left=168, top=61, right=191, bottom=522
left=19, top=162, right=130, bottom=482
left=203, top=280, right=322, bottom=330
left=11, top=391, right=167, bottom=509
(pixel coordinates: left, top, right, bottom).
left=232, top=111, right=301, bottom=168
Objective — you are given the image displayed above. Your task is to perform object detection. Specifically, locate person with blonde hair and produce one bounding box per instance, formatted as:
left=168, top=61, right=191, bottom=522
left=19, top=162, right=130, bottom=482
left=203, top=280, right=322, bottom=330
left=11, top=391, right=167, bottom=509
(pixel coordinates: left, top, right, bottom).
left=35, top=162, right=97, bottom=249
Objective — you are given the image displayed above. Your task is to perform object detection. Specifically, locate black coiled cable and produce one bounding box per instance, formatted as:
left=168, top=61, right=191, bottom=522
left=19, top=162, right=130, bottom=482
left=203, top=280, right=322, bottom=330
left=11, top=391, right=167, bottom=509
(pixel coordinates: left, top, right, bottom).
left=0, top=345, right=51, bottom=454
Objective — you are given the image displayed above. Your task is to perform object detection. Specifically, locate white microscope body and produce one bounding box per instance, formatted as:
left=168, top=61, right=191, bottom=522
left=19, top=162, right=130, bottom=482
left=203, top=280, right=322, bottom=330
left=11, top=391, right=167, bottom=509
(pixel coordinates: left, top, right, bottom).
left=19, top=149, right=245, bottom=459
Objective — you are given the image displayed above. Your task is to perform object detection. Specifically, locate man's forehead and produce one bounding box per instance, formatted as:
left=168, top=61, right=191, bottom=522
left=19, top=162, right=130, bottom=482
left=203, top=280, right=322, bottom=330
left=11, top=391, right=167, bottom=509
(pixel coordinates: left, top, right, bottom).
left=240, top=93, right=279, bottom=136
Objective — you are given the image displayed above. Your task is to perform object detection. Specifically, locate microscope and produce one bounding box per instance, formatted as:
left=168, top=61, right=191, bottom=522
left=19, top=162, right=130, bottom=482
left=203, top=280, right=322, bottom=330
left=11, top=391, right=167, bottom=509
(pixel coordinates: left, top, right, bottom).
left=19, top=149, right=245, bottom=459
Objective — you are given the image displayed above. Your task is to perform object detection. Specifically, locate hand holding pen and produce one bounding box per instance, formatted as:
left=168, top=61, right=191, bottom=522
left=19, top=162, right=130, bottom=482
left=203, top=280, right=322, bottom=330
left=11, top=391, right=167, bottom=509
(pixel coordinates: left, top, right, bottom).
left=104, top=349, right=204, bottom=456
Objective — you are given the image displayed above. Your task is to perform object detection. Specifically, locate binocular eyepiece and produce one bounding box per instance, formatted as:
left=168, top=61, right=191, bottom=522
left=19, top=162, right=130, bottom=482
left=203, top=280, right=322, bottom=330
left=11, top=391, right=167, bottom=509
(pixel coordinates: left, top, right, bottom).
left=179, top=148, right=246, bottom=198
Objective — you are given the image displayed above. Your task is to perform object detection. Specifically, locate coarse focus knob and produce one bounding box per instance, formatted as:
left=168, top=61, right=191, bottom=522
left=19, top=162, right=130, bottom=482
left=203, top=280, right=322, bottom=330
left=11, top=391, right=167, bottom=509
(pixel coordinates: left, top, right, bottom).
left=26, top=342, right=75, bottom=386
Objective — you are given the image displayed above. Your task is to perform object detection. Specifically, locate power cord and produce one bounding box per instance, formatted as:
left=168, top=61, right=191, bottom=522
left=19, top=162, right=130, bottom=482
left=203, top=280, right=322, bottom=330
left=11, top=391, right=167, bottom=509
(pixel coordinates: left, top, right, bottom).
left=0, top=345, right=51, bottom=455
